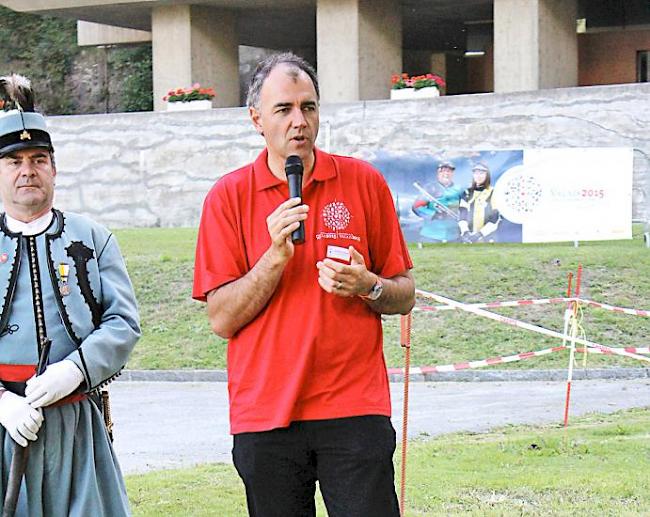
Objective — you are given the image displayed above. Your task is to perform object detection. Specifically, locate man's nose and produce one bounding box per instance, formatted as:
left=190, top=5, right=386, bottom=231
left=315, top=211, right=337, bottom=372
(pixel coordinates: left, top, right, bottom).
left=18, top=162, right=36, bottom=176
left=290, top=108, right=307, bottom=128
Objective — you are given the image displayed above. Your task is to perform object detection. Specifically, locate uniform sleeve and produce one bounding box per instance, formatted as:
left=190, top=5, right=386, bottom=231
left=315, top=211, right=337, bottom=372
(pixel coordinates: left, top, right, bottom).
left=459, top=189, right=470, bottom=218
left=66, top=234, right=141, bottom=391
left=192, top=181, right=248, bottom=302
left=367, top=170, right=413, bottom=279
left=487, top=190, right=501, bottom=223
left=458, top=189, right=471, bottom=233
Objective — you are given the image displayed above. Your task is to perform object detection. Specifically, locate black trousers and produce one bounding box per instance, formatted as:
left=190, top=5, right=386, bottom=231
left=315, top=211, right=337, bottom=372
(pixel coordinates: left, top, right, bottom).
left=232, top=415, right=400, bottom=517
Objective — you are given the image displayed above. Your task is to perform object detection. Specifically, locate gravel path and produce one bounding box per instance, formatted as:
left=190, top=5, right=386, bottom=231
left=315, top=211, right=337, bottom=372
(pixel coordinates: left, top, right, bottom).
left=111, top=378, right=650, bottom=474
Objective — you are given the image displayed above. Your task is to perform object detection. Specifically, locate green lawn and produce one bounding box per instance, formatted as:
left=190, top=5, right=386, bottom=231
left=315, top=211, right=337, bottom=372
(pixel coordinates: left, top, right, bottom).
left=126, top=407, right=650, bottom=516
left=114, top=226, right=650, bottom=371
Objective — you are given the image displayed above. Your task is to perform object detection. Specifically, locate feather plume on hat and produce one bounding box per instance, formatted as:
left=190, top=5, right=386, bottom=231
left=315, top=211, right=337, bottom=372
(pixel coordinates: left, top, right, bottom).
left=0, top=74, right=35, bottom=112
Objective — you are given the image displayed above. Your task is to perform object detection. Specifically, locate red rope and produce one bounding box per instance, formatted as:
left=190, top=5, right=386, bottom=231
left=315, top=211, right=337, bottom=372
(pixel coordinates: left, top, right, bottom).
left=399, top=312, right=412, bottom=516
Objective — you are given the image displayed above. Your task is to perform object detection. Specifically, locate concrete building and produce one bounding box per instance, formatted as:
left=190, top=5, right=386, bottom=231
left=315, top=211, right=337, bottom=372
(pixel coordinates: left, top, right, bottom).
left=1, top=0, right=648, bottom=110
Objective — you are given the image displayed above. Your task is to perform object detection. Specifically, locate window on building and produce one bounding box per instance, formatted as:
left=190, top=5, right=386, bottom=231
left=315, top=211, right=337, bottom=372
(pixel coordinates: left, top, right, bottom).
left=638, top=51, right=649, bottom=82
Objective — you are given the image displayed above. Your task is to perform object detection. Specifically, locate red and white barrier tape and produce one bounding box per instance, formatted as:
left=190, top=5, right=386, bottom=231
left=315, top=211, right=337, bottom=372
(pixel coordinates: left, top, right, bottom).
left=415, top=289, right=650, bottom=364
left=414, top=294, right=650, bottom=318
left=577, top=347, right=650, bottom=355
left=575, top=298, right=650, bottom=317
left=387, top=345, right=566, bottom=375
left=387, top=344, right=650, bottom=375
left=415, top=297, right=571, bottom=313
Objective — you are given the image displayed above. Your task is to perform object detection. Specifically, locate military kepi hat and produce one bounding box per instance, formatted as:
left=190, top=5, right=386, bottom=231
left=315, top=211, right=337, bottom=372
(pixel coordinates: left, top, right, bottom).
left=0, top=74, right=52, bottom=157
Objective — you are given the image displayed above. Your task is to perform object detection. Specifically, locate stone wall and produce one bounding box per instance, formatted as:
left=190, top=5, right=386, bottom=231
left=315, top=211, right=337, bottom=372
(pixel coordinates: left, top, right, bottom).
left=43, top=82, right=649, bottom=228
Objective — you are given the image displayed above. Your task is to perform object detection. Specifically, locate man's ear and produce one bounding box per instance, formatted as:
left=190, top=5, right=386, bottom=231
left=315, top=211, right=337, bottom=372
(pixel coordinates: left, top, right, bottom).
left=249, top=106, right=263, bottom=135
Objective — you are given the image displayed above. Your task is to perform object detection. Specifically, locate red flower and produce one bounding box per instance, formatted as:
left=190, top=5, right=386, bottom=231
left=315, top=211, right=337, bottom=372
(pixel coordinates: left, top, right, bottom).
left=391, top=72, right=446, bottom=92
left=163, top=83, right=217, bottom=102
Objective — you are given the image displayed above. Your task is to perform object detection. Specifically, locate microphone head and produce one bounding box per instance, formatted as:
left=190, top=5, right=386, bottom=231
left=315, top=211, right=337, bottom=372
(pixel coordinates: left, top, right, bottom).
left=285, top=155, right=303, bottom=177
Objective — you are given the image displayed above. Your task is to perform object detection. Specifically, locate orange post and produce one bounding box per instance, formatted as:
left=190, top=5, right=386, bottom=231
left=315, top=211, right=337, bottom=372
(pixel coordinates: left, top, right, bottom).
left=563, top=271, right=575, bottom=427
left=563, top=265, right=582, bottom=427
left=399, top=313, right=412, bottom=516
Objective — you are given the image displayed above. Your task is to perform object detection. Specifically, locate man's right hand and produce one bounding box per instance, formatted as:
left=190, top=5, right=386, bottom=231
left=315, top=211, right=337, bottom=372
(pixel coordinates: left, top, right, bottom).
left=207, top=197, right=309, bottom=338
left=0, top=391, right=44, bottom=447
left=266, top=197, right=309, bottom=263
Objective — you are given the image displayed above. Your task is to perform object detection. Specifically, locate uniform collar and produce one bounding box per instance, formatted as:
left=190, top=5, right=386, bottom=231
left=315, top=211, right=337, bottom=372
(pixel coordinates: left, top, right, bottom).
left=5, top=210, right=54, bottom=236
left=253, top=147, right=338, bottom=191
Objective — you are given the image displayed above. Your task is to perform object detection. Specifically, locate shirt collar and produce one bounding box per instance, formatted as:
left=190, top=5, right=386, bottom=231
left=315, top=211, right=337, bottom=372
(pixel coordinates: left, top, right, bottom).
left=253, top=147, right=338, bottom=191
left=5, top=210, right=54, bottom=236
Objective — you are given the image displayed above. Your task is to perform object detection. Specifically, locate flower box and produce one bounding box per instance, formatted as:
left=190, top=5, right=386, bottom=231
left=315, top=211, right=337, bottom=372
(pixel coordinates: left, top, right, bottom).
left=163, top=83, right=216, bottom=111
left=390, top=73, right=445, bottom=100
left=166, top=99, right=213, bottom=111
left=390, top=87, right=440, bottom=100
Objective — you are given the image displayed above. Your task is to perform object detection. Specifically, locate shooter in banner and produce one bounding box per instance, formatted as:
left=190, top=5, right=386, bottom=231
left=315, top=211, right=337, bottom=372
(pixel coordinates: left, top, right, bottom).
left=193, top=53, right=415, bottom=516
left=458, top=162, right=501, bottom=243
left=412, top=161, right=462, bottom=242
left=0, top=75, right=140, bottom=516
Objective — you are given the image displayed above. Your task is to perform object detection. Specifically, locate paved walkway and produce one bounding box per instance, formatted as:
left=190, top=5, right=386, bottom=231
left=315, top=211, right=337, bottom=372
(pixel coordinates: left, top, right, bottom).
left=111, top=378, right=650, bottom=474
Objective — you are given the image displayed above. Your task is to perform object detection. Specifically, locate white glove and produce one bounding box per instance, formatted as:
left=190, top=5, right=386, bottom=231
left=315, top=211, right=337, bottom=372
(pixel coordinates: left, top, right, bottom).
left=0, top=391, right=44, bottom=447
left=25, top=360, right=84, bottom=409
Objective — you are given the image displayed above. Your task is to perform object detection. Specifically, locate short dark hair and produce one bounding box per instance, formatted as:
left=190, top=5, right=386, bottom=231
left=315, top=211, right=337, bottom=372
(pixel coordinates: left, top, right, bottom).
left=246, top=52, right=319, bottom=109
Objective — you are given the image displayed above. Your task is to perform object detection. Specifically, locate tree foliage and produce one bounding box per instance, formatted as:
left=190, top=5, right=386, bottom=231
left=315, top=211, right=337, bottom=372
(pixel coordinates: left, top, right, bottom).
left=109, top=45, right=153, bottom=112
left=0, top=6, right=153, bottom=114
left=0, top=6, right=78, bottom=113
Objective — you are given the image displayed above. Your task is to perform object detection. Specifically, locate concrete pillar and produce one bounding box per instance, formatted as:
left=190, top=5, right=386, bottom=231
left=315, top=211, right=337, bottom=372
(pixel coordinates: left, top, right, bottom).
left=152, top=5, right=238, bottom=111
left=317, top=0, right=401, bottom=102
left=494, top=0, right=577, bottom=92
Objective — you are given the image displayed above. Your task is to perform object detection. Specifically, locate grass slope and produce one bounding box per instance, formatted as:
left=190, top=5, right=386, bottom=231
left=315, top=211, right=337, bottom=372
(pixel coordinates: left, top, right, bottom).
left=115, top=226, right=650, bottom=371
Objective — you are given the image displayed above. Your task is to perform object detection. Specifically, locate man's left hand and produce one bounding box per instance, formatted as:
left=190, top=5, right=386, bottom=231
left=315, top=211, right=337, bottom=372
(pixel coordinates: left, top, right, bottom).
left=316, top=246, right=376, bottom=297
left=25, top=360, right=85, bottom=409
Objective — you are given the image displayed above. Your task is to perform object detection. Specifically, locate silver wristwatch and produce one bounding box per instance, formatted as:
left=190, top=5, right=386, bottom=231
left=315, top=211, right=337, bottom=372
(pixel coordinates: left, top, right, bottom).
left=359, top=277, right=383, bottom=301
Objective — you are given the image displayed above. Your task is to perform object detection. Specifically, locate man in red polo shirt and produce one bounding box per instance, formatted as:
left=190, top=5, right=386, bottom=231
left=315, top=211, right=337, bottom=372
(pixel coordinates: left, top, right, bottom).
left=193, top=52, right=415, bottom=516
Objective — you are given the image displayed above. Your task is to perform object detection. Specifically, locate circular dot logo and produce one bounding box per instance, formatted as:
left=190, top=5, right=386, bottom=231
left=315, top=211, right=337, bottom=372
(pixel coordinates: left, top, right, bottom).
left=493, top=165, right=543, bottom=224
left=322, top=201, right=351, bottom=231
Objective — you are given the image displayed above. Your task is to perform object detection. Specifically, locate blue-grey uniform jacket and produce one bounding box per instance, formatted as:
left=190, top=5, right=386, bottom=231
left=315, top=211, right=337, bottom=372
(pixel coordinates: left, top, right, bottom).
left=0, top=209, right=140, bottom=390
left=0, top=209, right=140, bottom=516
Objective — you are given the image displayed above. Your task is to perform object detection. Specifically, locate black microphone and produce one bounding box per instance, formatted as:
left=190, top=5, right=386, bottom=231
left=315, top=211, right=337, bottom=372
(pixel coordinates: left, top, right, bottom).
left=285, top=155, right=305, bottom=244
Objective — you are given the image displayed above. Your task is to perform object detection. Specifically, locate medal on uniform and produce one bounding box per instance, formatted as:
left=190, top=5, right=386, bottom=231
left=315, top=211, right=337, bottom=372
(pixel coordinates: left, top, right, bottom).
left=58, top=262, right=70, bottom=296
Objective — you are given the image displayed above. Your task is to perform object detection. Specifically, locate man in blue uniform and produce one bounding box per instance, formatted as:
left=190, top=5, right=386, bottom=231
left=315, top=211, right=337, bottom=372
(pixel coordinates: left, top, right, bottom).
left=412, top=161, right=462, bottom=242
left=0, top=75, right=140, bottom=516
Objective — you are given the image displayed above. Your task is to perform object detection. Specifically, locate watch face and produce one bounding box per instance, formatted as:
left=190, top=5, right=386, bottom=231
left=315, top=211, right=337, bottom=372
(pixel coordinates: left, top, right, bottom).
left=368, top=281, right=383, bottom=300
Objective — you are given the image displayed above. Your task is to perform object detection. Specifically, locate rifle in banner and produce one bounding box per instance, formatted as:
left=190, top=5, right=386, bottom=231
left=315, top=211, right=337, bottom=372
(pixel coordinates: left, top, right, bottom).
left=412, top=181, right=460, bottom=220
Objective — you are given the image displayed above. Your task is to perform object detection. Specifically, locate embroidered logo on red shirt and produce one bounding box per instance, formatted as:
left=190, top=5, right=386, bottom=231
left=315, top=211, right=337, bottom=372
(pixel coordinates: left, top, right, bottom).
left=322, top=201, right=351, bottom=230
left=316, top=201, right=361, bottom=242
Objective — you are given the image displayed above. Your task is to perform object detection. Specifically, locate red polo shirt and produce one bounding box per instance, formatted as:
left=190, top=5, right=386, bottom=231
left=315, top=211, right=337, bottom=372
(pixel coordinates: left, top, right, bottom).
left=193, top=148, right=412, bottom=434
